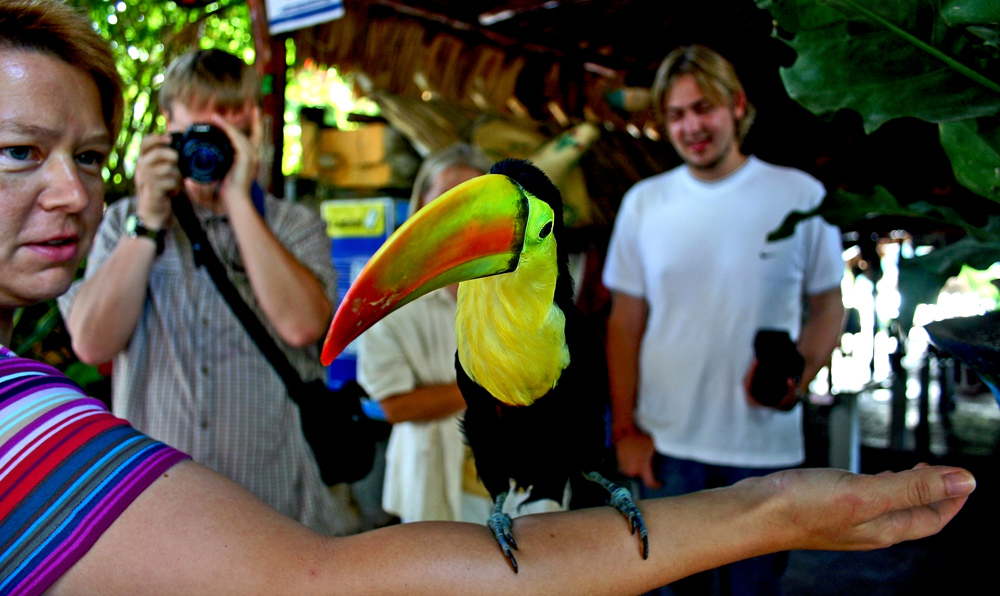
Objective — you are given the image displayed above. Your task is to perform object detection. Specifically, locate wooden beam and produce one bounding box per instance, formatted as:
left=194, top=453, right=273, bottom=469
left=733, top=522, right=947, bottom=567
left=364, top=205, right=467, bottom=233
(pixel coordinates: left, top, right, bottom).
left=370, top=0, right=566, bottom=57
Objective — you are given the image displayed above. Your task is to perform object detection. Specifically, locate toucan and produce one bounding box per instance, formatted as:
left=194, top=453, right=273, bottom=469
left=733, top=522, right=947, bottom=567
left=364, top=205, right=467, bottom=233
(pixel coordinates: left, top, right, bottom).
left=321, top=159, right=647, bottom=572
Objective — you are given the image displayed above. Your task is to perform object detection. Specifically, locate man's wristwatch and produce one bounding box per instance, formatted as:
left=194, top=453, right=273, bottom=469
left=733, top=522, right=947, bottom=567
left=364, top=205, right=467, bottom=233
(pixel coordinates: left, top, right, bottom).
left=125, top=213, right=165, bottom=254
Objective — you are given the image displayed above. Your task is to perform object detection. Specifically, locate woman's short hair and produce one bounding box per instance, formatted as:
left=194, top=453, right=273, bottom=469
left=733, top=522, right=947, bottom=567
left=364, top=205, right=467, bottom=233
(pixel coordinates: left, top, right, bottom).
left=409, top=143, right=494, bottom=216
left=0, top=0, right=123, bottom=138
left=651, top=44, right=756, bottom=143
left=159, top=48, right=261, bottom=116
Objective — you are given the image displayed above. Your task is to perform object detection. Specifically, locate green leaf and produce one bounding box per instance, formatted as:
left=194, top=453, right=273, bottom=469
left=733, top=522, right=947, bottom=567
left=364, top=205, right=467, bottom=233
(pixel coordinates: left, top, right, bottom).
left=756, top=0, right=1000, bottom=132
left=769, top=185, right=997, bottom=242
left=64, top=361, right=107, bottom=389
left=780, top=35, right=1000, bottom=131
left=908, top=233, right=1000, bottom=278
left=941, top=0, right=1000, bottom=27
left=756, top=0, right=846, bottom=32
left=13, top=305, right=60, bottom=356
left=898, top=261, right=952, bottom=332
left=767, top=186, right=953, bottom=239
left=939, top=116, right=1000, bottom=204
left=896, top=220, right=1000, bottom=329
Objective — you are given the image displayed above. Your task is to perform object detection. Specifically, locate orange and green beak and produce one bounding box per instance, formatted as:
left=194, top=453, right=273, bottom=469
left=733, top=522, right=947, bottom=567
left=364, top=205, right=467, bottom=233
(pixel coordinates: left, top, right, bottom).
left=321, top=174, right=528, bottom=365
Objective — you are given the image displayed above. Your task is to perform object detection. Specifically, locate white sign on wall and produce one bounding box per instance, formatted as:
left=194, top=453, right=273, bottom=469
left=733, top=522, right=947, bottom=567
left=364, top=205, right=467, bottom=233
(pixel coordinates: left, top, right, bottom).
left=265, top=0, right=345, bottom=34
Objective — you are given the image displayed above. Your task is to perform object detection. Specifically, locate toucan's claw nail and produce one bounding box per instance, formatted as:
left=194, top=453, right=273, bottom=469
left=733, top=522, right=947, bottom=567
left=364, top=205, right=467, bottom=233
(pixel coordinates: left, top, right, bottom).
left=584, top=471, right=651, bottom=561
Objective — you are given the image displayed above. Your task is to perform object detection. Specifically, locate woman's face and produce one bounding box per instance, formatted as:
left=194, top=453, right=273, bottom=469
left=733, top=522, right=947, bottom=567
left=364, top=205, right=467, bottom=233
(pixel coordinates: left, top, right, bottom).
left=0, top=50, right=109, bottom=308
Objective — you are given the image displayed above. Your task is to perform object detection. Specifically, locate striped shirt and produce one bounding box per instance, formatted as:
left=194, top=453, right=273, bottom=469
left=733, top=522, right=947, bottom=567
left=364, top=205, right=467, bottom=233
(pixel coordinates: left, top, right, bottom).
left=58, top=194, right=351, bottom=535
left=0, top=345, right=189, bottom=596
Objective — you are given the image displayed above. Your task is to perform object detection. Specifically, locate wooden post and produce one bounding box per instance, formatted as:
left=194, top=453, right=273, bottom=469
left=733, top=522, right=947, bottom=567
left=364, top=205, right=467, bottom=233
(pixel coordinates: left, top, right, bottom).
left=246, top=0, right=286, bottom=198
left=889, top=342, right=909, bottom=452
left=915, top=354, right=932, bottom=459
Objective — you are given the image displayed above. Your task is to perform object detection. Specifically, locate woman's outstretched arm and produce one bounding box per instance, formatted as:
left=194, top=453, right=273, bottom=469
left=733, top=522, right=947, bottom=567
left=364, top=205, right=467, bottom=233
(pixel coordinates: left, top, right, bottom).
left=51, top=461, right=974, bottom=596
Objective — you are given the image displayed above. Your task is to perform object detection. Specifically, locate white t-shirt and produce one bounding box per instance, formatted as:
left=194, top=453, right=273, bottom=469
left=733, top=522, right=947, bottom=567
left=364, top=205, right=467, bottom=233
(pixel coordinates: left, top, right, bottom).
left=603, top=156, right=844, bottom=467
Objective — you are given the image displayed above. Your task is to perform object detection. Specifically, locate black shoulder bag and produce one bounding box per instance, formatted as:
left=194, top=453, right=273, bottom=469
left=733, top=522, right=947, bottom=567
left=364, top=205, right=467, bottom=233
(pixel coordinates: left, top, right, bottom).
left=170, top=194, right=376, bottom=486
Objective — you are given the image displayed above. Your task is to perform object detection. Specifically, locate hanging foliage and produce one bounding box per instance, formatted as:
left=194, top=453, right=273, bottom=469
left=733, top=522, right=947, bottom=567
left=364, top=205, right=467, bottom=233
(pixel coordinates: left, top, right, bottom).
left=755, top=0, right=1000, bottom=336
left=66, top=0, right=255, bottom=200
left=756, top=0, right=999, bottom=221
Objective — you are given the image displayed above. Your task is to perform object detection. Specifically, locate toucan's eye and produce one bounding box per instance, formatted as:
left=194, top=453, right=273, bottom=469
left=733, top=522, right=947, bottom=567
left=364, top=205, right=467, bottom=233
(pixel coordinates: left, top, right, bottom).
left=539, top=221, right=553, bottom=239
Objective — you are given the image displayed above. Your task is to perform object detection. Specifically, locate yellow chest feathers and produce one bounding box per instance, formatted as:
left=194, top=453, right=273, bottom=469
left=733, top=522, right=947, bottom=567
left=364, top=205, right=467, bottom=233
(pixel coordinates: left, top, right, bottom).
left=455, top=263, right=569, bottom=407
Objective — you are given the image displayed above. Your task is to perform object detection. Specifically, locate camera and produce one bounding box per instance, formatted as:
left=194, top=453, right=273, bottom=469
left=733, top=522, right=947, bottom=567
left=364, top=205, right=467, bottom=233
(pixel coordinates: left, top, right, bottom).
left=750, top=329, right=805, bottom=409
left=170, top=124, right=233, bottom=183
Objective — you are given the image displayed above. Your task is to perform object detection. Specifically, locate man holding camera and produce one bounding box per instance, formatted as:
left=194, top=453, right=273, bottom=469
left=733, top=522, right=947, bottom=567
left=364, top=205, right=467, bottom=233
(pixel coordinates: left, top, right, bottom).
left=60, top=49, right=350, bottom=535
left=603, top=45, right=846, bottom=595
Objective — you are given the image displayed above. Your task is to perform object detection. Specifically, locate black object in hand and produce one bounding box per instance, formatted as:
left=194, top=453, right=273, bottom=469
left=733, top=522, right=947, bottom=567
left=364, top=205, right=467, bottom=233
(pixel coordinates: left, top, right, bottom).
left=170, top=123, right=233, bottom=183
left=750, top=330, right=805, bottom=407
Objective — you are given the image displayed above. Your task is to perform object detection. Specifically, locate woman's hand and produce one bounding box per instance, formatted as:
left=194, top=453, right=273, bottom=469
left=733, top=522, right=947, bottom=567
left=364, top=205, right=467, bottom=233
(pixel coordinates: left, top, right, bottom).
left=741, top=465, right=975, bottom=552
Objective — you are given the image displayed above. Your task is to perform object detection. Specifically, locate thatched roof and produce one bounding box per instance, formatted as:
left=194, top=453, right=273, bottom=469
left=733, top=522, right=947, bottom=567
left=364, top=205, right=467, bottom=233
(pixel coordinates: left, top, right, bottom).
left=288, top=0, right=780, bottom=129
left=287, top=1, right=785, bottom=225
left=283, top=1, right=987, bottom=241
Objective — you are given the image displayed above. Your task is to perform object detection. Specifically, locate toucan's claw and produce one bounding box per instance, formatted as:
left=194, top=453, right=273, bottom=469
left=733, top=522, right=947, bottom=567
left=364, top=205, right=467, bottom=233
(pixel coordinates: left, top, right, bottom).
left=488, top=492, right=519, bottom=573
left=584, top=471, right=650, bottom=560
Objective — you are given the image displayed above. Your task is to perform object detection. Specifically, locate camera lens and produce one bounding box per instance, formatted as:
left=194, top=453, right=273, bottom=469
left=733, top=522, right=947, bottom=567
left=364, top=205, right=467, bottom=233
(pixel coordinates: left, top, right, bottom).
left=172, top=124, right=233, bottom=183
left=185, top=141, right=227, bottom=182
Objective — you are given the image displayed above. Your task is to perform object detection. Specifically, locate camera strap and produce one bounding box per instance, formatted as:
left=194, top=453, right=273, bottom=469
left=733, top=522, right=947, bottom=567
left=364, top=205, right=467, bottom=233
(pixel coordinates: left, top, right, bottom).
left=169, top=193, right=309, bottom=397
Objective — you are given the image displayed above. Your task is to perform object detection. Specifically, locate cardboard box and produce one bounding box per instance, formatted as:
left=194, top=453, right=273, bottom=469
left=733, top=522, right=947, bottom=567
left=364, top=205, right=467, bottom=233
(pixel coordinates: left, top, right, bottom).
left=318, top=123, right=386, bottom=168
left=318, top=162, right=392, bottom=188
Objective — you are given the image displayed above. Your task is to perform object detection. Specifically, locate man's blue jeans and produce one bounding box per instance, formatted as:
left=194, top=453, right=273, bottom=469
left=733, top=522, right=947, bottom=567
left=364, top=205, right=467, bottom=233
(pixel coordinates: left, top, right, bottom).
left=639, top=453, right=792, bottom=596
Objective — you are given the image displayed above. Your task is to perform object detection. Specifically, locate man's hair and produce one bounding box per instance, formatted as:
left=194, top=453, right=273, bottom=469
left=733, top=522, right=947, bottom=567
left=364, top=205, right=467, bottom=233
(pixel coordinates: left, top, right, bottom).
left=409, top=143, right=493, bottom=215
left=651, top=44, right=756, bottom=143
left=0, top=0, right=123, bottom=138
left=159, top=48, right=261, bottom=117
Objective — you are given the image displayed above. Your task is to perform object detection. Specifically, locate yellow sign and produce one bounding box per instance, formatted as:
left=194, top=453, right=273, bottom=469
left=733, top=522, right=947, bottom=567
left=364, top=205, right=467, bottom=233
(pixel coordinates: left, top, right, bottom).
left=320, top=200, right=389, bottom=238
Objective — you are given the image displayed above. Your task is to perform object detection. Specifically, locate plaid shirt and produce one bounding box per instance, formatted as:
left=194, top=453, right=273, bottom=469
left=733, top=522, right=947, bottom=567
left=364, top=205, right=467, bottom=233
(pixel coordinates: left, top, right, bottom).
left=59, top=195, right=351, bottom=535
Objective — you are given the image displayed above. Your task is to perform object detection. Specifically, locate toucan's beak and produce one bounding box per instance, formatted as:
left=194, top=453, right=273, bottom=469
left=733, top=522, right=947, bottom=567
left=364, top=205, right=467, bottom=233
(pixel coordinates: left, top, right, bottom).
left=321, top=174, right=527, bottom=364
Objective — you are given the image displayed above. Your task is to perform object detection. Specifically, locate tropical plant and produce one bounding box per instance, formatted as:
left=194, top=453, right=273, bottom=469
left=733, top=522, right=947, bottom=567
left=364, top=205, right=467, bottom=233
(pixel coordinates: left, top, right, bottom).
left=66, top=0, right=254, bottom=201
left=755, top=0, right=1000, bottom=328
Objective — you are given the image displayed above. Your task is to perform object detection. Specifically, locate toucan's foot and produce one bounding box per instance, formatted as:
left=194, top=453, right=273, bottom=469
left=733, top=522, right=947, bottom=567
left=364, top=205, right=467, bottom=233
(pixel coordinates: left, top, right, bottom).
left=488, top=491, right=519, bottom=573
left=584, top=471, right=649, bottom=559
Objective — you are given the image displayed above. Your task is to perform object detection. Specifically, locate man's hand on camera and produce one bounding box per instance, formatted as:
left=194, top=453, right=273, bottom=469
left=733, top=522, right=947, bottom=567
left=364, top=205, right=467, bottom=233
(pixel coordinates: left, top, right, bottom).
left=134, top=134, right=181, bottom=229
left=207, top=107, right=261, bottom=210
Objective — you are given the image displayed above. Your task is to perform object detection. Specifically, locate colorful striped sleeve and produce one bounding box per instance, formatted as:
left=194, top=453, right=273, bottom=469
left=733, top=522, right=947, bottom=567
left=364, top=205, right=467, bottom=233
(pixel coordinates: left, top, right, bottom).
left=0, top=349, right=190, bottom=596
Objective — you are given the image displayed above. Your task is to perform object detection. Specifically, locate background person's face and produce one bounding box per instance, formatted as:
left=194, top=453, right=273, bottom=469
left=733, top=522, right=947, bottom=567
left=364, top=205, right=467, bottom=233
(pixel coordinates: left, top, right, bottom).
left=0, top=50, right=109, bottom=308
left=664, top=73, right=744, bottom=179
